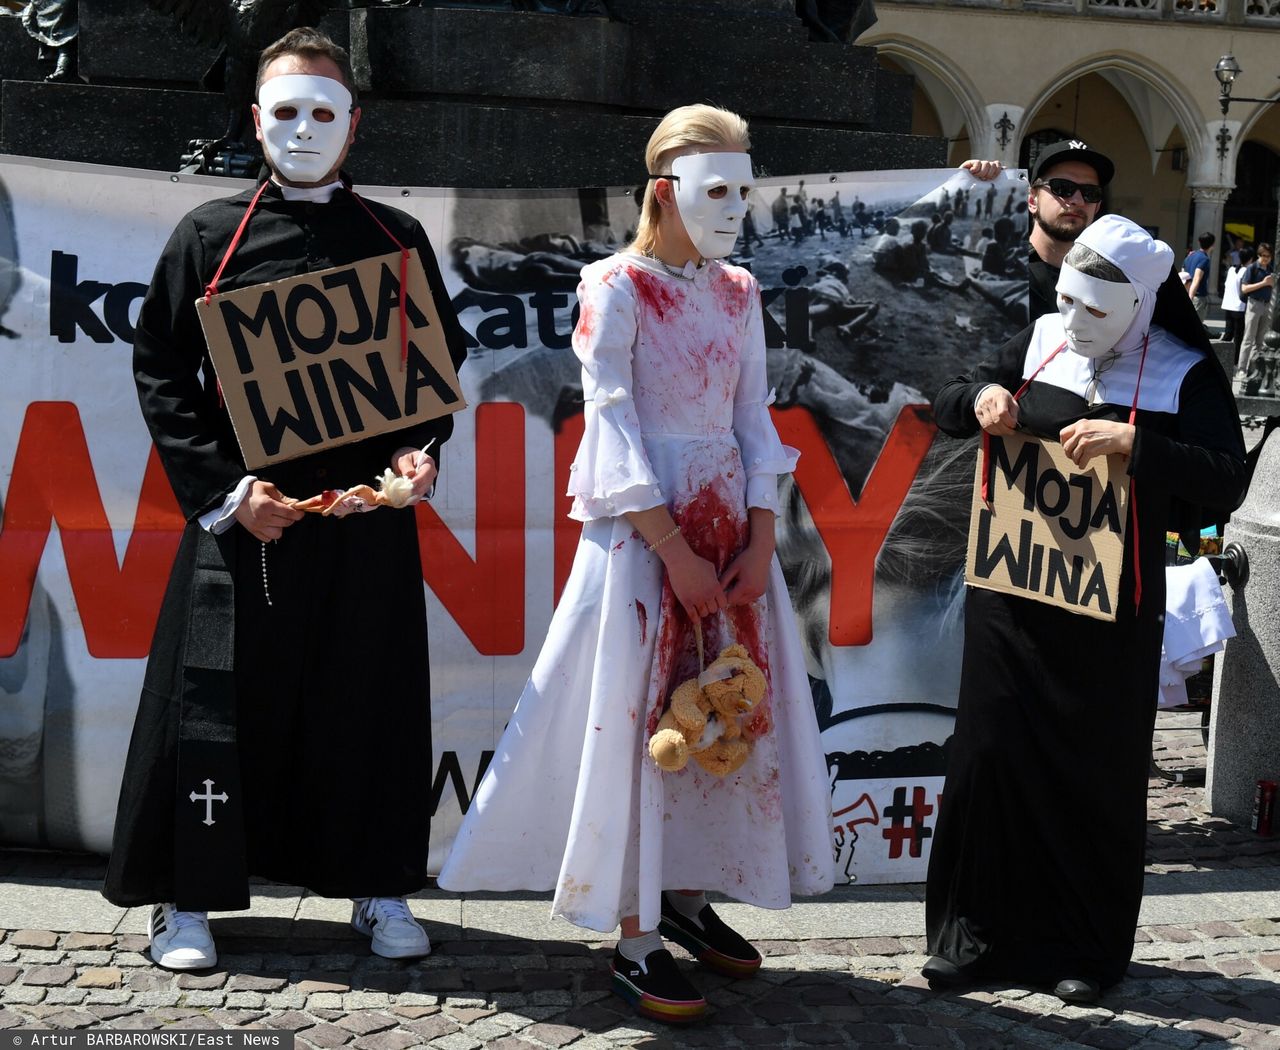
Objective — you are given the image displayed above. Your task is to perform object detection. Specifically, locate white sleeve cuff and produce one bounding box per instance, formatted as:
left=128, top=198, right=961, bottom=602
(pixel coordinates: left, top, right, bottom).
left=746, top=474, right=781, bottom=515
left=199, top=475, right=256, bottom=534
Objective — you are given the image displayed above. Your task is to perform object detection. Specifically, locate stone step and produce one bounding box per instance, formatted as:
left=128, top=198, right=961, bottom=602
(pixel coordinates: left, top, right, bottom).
left=359, top=6, right=878, bottom=126
left=77, top=0, right=350, bottom=84
left=874, top=68, right=916, bottom=135
left=1, top=80, right=943, bottom=186
left=1, top=81, right=226, bottom=175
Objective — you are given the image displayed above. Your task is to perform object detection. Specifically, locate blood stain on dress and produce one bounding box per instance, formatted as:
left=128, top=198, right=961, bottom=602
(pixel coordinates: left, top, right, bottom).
left=713, top=270, right=754, bottom=319
left=576, top=300, right=597, bottom=340
left=636, top=600, right=648, bottom=645
left=627, top=267, right=683, bottom=322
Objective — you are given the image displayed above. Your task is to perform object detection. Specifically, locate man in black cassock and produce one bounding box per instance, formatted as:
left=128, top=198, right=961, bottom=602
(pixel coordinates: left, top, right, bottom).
left=101, top=27, right=468, bottom=970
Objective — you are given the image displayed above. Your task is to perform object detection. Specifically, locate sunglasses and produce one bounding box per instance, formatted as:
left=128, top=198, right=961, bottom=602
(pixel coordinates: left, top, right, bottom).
left=1035, top=177, right=1104, bottom=204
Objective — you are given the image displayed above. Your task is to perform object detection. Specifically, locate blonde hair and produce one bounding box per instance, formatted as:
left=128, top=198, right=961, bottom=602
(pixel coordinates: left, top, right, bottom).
left=630, top=104, right=751, bottom=256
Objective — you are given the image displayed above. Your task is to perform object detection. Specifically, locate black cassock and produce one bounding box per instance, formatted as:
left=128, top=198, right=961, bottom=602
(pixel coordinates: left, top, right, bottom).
left=103, top=178, right=468, bottom=911
left=925, top=321, right=1244, bottom=988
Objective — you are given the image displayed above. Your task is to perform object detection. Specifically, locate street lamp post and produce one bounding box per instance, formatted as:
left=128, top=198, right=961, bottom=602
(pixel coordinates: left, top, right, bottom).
left=1215, top=54, right=1280, bottom=397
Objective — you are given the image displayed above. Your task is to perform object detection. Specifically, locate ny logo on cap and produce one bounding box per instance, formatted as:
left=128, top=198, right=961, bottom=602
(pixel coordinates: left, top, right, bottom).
left=1068, top=140, right=1088, bottom=150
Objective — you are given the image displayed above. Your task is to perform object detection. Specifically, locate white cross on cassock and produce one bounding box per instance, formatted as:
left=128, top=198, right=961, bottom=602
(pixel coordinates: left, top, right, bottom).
left=189, top=779, right=230, bottom=826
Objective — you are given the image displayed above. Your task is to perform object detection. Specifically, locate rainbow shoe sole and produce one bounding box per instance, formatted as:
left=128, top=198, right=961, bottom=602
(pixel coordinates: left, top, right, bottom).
left=659, top=908, right=763, bottom=980
left=610, top=954, right=707, bottom=1024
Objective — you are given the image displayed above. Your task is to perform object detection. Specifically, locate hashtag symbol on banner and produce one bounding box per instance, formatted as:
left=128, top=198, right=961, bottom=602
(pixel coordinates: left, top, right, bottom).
left=881, top=786, right=934, bottom=859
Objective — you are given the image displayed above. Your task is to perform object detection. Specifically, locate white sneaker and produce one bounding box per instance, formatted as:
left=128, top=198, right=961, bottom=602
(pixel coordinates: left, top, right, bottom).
left=351, top=896, right=431, bottom=959
left=148, top=903, right=217, bottom=970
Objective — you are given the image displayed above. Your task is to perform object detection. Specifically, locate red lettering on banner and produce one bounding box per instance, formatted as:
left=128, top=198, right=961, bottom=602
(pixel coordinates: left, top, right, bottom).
left=415, top=401, right=526, bottom=655
left=0, top=401, right=184, bottom=658
left=775, top=405, right=936, bottom=647
left=553, top=413, right=585, bottom=603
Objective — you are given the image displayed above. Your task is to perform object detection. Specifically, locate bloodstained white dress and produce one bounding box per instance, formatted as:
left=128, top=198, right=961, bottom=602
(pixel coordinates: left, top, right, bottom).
left=438, top=252, right=836, bottom=932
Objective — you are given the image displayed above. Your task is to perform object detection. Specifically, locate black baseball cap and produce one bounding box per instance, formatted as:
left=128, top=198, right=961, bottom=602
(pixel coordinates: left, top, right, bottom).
left=1031, top=139, right=1115, bottom=187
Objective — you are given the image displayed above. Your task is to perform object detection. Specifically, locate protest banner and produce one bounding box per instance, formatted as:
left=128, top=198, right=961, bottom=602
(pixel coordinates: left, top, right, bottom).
left=965, top=432, right=1128, bottom=621
left=196, top=249, right=465, bottom=469
left=1, top=155, right=1026, bottom=882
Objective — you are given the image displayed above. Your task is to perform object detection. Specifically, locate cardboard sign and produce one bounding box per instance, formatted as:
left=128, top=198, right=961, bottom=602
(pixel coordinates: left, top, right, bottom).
left=965, top=432, right=1129, bottom=621
left=196, top=249, right=466, bottom=469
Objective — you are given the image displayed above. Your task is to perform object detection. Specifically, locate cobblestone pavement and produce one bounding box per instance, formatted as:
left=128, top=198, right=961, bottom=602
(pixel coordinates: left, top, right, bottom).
left=2, top=722, right=1277, bottom=1048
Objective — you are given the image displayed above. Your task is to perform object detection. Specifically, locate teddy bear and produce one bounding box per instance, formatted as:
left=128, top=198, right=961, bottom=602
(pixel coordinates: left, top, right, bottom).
left=648, top=643, right=767, bottom=777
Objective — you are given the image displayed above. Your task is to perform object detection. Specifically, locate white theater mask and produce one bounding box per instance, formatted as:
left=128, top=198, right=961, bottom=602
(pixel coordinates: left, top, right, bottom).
left=669, top=151, right=755, bottom=259
left=1056, top=263, right=1140, bottom=359
left=256, top=74, right=353, bottom=184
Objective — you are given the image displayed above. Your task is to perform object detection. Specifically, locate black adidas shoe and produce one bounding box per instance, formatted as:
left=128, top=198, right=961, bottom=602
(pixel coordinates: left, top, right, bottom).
left=610, top=947, right=707, bottom=1024
left=658, top=896, right=762, bottom=979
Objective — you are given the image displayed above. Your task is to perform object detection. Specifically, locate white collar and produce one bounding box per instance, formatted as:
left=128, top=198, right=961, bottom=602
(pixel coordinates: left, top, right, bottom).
left=276, top=179, right=343, bottom=204
left=1023, top=314, right=1201, bottom=415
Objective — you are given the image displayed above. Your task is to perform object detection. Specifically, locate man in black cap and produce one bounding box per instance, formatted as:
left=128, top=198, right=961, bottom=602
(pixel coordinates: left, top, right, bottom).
left=1024, top=140, right=1114, bottom=320
left=964, top=139, right=1114, bottom=321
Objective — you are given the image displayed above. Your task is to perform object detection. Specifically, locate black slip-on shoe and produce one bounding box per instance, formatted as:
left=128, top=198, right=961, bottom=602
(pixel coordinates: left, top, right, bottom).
left=658, top=896, right=762, bottom=979
left=610, top=947, right=707, bottom=1024
left=921, top=955, right=973, bottom=989
left=1053, top=977, right=1101, bottom=1004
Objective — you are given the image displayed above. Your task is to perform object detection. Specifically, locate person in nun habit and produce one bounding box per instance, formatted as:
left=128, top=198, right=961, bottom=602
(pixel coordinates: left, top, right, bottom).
left=923, top=215, right=1246, bottom=1004
left=101, top=27, right=468, bottom=970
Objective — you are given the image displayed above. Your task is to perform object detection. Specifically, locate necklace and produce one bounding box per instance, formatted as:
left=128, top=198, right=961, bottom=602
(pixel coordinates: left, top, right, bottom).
left=643, top=248, right=702, bottom=280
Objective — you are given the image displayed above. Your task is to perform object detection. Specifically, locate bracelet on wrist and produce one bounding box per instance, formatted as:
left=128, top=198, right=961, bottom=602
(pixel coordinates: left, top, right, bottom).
left=647, top=526, right=681, bottom=553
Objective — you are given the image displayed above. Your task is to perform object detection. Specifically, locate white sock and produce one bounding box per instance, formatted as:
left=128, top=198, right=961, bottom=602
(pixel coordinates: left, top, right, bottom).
left=617, top=930, right=664, bottom=973
left=664, top=890, right=707, bottom=929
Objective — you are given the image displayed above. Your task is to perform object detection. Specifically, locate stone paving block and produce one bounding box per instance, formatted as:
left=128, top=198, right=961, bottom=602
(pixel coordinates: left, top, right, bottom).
left=1179, top=1018, right=1242, bottom=1039
left=10, top=930, right=60, bottom=949
left=403, top=1014, right=460, bottom=1041
left=43, top=988, right=87, bottom=1005
left=176, top=971, right=229, bottom=990
left=21, top=965, right=75, bottom=987
left=523, top=1021, right=582, bottom=1046
left=301, top=1023, right=355, bottom=1049
left=21, top=952, right=69, bottom=969
left=181, top=991, right=228, bottom=1008
left=486, top=1011, right=533, bottom=1032
left=263, top=1009, right=317, bottom=1030
left=231, top=973, right=289, bottom=992
left=63, top=933, right=115, bottom=950
left=298, top=976, right=351, bottom=994
left=898, top=1022, right=952, bottom=1045
left=336, top=1011, right=399, bottom=1036
left=75, top=967, right=122, bottom=989
left=226, top=991, right=267, bottom=1008
left=307, top=993, right=345, bottom=1010
left=484, top=1039, right=541, bottom=1050
left=446, top=1006, right=497, bottom=1024
left=0, top=967, right=18, bottom=987
left=41, top=1007, right=99, bottom=1029
left=1079, top=1027, right=1144, bottom=1049
left=430, top=1033, right=483, bottom=1050
left=84, top=990, right=132, bottom=1005
left=351, top=1030, right=419, bottom=1050
left=790, top=1023, right=846, bottom=1045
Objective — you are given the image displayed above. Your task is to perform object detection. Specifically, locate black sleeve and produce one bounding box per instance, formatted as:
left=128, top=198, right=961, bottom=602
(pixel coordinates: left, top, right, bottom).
left=1129, top=359, right=1248, bottom=513
left=132, top=215, right=247, bottom=521
left=373, top=220, right=471, bottom=466
left=931, top=324, right=1034, bottom=438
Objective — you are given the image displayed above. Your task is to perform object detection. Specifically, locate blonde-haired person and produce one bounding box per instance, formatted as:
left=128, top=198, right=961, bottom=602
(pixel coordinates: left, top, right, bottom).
left=438, top=104, right=835, bottom=1023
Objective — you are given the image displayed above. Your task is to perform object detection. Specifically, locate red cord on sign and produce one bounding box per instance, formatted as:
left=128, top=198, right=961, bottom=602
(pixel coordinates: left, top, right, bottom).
left=351, top=192, right=411, bottom=371
left=1126, top=333, right=1151, bottom=613
left=204, top=180, right=272, bottom=305
left=979, top=341, right=1067, bottom=505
